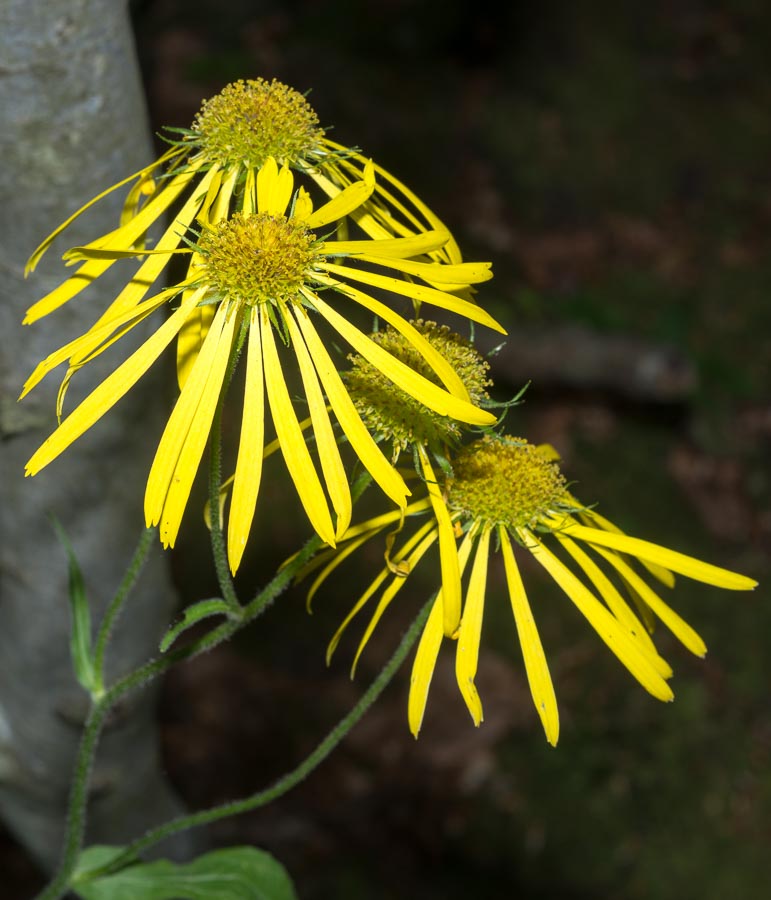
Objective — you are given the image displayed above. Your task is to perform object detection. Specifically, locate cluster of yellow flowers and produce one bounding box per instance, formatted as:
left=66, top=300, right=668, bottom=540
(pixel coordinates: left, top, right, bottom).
left=22, top=78, right=756, bottom=744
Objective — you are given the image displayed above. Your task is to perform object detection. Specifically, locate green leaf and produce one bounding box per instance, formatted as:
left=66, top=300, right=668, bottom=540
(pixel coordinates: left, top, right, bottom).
left=50, top=516, right=95, bottom=693
left=73, top=845, right=138, bottom=879
left=73, top=846, right=298, bottom=900
left=159, top=598, right=233, bottom=652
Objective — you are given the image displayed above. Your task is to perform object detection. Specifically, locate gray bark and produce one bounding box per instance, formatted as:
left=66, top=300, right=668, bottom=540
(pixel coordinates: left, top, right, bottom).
left=0, top=0, right=193, bottom=872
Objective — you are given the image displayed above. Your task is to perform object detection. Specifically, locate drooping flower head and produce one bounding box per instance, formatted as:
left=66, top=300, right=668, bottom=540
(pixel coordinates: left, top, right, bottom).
left=21, top=77, right=505, bottom=569
left=23, top=77, right=467, bottom=327
left=22, top=159, right=504, bottom=573
left=344, top=320, right=493, bottom=461
left=335, top=320, right=494, bottom=639
left=302, top=435, right=757, bottom=745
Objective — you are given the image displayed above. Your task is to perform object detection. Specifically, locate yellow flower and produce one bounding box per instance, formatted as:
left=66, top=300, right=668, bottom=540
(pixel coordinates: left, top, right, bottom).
left=334, top=319, right=495, bottom=640
left=23, top=77, right=469, bottom=327
left=302, top=436, right=757, bottom=745
left=344, top=320, right=493, bottom=459
left=22, top=159, right=504, bottom=573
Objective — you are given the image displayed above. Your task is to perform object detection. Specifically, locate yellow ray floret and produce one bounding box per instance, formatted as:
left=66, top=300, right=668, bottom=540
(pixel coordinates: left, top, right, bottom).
left=227, top=308, right=266, bottom=574
left=23, top=152, right=501, bottom=568
left=455, top=527, right=491, bottom=727
left=499, top=527, right=559, bottom=747
left=299, top=435, right=757, bottom=744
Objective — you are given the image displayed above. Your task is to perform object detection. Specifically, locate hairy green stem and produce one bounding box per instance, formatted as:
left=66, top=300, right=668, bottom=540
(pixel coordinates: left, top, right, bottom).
left=36, top=353, right=379, bottom=899
left=79, top=598, right=431, bottom=882
left=34, top=525, right=323, bottom=900
left=92, top=527, right=157, bottom=698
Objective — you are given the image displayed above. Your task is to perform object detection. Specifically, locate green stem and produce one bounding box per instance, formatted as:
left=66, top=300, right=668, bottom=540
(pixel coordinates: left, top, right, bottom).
left=34, top=699, right=109, bottom=900
left=34, top=527, right=325, bottom=900
left=79, top=598, right=431, bottom=883
left=91, top=527, right=157, bottom=698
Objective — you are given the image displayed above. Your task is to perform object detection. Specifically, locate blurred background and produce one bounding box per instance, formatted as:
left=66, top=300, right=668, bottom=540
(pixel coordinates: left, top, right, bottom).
left=6, top=1, right=769, bottom=897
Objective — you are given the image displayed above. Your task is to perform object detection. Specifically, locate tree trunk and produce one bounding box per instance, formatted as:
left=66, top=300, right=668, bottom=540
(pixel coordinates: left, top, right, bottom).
left=0, top=0, right=193, bottom=871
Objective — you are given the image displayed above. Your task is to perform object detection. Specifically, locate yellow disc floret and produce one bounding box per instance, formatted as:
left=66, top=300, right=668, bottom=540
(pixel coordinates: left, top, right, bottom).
left=198, top=212, right=319, bottom=307
left=448, top=436, right=568, bottom=529
left=192, top=78, right=325, bottom=168
left=344, top=321, right=492, bottom=457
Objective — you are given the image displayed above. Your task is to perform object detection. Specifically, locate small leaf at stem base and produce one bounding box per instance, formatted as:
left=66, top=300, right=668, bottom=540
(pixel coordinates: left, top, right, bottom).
left=50, top=516, right=96, bottom=693
left=72, top=845, right=298, bottom=900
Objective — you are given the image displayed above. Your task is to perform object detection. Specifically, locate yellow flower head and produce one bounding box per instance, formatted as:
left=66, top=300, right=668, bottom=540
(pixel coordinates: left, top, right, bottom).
left=301, top=436, right=757, bottom=746
left=191, top=79, right=324, bottom=169
left=23, top=77, right=468, bottom=326
left=22, top=159, right=504, bottom=573
left=344, top=320, right=492, bottom=460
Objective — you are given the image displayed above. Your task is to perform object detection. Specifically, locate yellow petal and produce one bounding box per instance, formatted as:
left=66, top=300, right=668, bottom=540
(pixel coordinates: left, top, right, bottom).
left=327, top=567, right=392, bottom=664
left=227, top=308, right=266, bottom=574
left=24, top=259, right=111, bottom=325
left=592, top=545, right=708, bottom=658
left=455, top=527, right=491, bottom=727
left=556, top=534, right=667, bottom=667
left=26, top=291, right=199, bottom=477
left=339, top=253, right=493, bottom=287
left=61, top=246, right=193, bottom=263
left=305, top=531, right=381, bottom=612
left=158, top=306, right=239, bottom=548
left=408, top=598, right=445, bottom=737
left=351, top=524, right=438, bottom=675
left=120, top=172, right=157, bottom=235
left=25, top=146, right=183, bottom=274
left=322, top=230, right=451, bottom=260
left=260, top=305, right=335, bottom=546
left=580, top=508, right=675, bottom=588
left=313, top=275, right=470, bottom=400
left=68, top=166, right=221, bottom=360
left=563, top=504, right=658, bottom=632
left=338, top=497, right=432, bottom=542
left=323, top=143, right=463, bottom=263
left=293, top=186, right=314, bottom=221
left=176, top=259, right=215, bottom=390
left=206, top=165, right=240, bottom=224
left=306, top=291, right=496, bottom=426
left=291, top=306, right=409, bottom=508
left=144, top=301, right=232, bottom=531
left=171, top=166, right=239, bottom=387
left=177, top=301, right=216, bottom=390
left=535, top=443, right=562, bottom=462
left=53, top=288, right=187, bottom=417
left=81, top=153, right=198, bottom=255
left=24, top=163, right=207, bottom=324
left=195, top=168, right=225, bottom=224
left=257, top=157, right=293, bottom=215
left=304, top=177, right=376, bottom=228
left=21, top=284, right=182, bottom=400
left=322, top=263, right=506, bottom=334
left=368, top=156, right=463, bottom=264
left=418, top=447, right=461, bottom=636
left=520, top=529, right=674, bottom=702
left=327, top=519, right=436, bottom=662
left=284, top=308, right=351, bottom=539
left=499, top=528, right=559, bottom=746
left=560, top=521, right=757, bottom=591
left=242, top=167, right=256, bottom=215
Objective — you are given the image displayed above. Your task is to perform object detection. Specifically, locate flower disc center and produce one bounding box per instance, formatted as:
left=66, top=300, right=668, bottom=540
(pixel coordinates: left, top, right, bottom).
left=448, top=437, right=567, bottom=529
left=200, top=212, right=318, bottom=307
left=345, top=322, right=491, bottom=457
left=193, top=78, right=324, bottom=168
